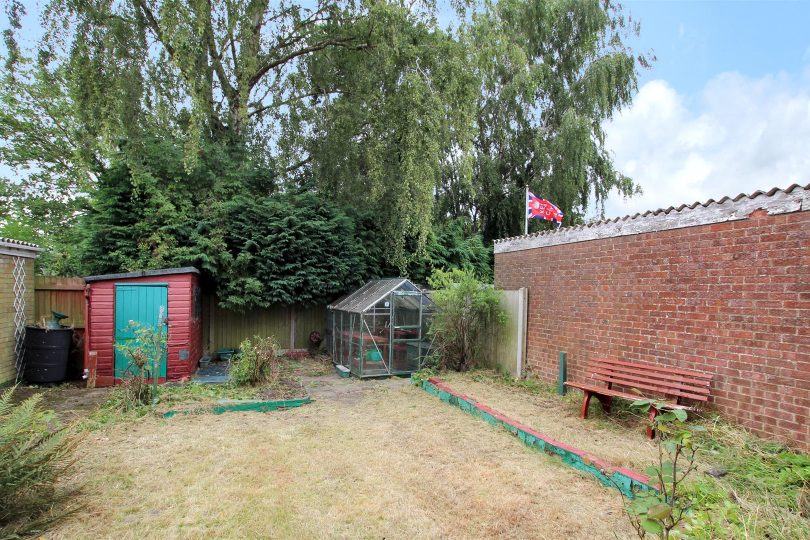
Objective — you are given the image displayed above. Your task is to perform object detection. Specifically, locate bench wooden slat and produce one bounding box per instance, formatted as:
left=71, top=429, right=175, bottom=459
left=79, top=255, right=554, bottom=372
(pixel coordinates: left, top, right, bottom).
left=594, top=357, right=713, bottom=381
left=590, top=362, right=712, bottom=388
left=565, top=357, right=713, bottom=439
left=564, top=382, right=692, bottom=410
left=589, top=367, right=711, bottom=396
left=590, top=373, right=710, bottom=401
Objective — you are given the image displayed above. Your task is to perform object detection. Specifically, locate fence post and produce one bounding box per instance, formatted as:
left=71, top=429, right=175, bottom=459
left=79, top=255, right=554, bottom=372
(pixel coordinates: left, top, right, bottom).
left=558, top=351, right=567, bottom=395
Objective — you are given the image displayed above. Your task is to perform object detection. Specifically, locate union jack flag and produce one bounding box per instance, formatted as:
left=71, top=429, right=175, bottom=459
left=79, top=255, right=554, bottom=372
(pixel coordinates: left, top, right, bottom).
left=527, top=191, right=563, bottom=228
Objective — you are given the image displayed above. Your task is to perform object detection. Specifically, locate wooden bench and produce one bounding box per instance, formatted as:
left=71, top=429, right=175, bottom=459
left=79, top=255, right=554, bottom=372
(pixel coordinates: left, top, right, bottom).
left=564, top=358, right=712, bottom=438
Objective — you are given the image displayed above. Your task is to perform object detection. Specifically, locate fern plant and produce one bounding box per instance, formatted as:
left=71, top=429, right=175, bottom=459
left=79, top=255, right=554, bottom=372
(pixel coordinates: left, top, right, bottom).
left=0, top=387, right=81, bottom=537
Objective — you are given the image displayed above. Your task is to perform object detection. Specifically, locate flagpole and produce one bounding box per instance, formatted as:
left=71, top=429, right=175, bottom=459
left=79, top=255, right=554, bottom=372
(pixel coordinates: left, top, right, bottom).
left=524, top=185, right=528, bottom=236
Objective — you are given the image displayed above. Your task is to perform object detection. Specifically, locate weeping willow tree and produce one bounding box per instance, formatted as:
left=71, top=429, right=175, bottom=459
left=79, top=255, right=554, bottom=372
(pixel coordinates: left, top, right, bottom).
left=442, top=0, right=651, bottom=241
left=2, top=0, right=650, bottom=289
left=25, top=0, right=471, bottom=266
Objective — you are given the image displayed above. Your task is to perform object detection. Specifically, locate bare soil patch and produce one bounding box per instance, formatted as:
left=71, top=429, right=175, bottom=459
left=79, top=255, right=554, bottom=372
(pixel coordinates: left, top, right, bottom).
left=11, top=383, right=112, bottom=423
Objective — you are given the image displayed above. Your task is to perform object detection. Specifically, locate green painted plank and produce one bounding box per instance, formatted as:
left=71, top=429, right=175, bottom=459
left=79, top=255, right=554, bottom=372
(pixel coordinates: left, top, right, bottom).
left=418, top=377, right=655, bottom=499
left=163, top=397, right=313, bottom=418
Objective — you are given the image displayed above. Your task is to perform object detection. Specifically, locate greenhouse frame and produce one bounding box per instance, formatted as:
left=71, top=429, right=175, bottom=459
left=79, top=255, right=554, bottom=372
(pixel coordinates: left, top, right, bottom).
left=327, top=278, right=434, bottom=378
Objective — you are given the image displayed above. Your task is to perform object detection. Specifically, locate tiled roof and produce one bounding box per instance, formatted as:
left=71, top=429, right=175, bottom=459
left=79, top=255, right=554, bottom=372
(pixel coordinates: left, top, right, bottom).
left=0, top=237, right=41, bottom=249
left=494, top=182, right=810, bottom=254
left=0, top=236, right=43, bottom=258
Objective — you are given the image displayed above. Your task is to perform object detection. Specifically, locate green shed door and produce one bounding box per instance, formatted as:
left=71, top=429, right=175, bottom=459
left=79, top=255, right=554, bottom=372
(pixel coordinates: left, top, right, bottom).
left=114, top=284, right=168, bottom=380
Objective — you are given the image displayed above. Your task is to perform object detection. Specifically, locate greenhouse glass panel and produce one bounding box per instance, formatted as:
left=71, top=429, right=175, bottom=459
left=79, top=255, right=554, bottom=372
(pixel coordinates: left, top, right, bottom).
left=327, top=278, right=434, bottom=378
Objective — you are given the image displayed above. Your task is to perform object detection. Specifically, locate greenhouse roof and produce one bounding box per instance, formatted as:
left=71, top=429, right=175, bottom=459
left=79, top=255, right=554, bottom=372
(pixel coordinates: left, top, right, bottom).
left=328, top=278, right=414, bottom=313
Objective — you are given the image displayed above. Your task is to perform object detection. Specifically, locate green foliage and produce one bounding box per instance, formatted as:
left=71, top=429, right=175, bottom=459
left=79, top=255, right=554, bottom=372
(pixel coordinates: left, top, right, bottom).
left=79, top=136, right=266, bottom=277
left=406, top=218, right=493, bottom=284
left=231, top=336, right=281, bottom=387
left=683, top=421, right=810, bottom=539
left=214, top=192, right=369, bottom=309
left=428, top=269, right=506, bottom=371
left=623, top=400, right=705, bottom=539
left=0, top=51, right=95, bottom=275
left=78, top=147, right=490, bottom=307
left=1, top=0, right=646, bottom=276
left=0, top=387, right=81, bottom=538
left=410, top=367, right=438, bottom=386
left=452, top=0, right=649, bottom=241
left=114, top=313, right=167, bottom=409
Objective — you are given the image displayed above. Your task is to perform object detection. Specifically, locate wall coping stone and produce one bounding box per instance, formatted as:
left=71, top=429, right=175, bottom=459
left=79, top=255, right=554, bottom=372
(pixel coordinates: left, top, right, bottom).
left=494, top=183, right=810, bottom=254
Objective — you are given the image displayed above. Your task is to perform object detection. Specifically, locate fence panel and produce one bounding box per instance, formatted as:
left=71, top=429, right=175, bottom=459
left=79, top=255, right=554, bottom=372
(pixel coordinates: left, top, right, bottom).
left=294, top=305, right=327, bottom=349
left=481, top=288, right=527, bottom=378
left=203, top=294, right=327, bottom=353
left=33, top=277, right=85, bottom=328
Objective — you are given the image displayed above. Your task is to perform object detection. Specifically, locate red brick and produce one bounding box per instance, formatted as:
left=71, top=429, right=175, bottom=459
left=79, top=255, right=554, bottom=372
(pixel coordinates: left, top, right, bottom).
left=495, top=209, right=810, bottom=451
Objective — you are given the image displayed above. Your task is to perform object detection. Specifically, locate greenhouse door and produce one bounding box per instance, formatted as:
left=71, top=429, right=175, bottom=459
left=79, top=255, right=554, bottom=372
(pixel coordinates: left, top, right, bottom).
left=390, top=291, right=423, bottom=374
left=114, top=284, right=168, bottom=380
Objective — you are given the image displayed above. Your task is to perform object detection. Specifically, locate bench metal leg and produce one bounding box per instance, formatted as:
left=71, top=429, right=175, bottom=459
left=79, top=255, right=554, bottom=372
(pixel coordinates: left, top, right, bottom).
left=580, top=390, right=593, bottom=419
left=647, top=407, right=658, bottom=439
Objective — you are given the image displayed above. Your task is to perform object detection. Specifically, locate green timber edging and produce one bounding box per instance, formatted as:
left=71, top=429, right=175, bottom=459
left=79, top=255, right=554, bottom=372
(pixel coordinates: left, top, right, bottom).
left=419, top=377, right=655, bottom=499
left=163, top=397, right=313, bottom=418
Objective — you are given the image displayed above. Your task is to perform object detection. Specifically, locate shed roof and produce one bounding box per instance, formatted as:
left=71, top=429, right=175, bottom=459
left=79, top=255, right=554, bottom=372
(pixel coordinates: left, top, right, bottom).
left=328, top=278, right=417, bottom=313
left=495, top=182, right=810, bottom=254
left=0, top=237, right=43, bottom=258
left=85, top=266, right=200, bottom=283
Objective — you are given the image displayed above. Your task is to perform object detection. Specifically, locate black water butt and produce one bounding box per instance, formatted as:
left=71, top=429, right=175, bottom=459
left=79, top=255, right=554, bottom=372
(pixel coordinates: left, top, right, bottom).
left=23, top=327, right=73, bottom=383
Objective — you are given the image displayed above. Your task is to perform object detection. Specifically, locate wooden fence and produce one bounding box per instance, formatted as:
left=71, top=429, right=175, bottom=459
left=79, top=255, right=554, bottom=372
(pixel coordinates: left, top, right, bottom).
left=32, top=277, right=522, bottom=369
left=202, top=295, right=326, bottom=352
left=33, top=277, right=86, bottom=328
left=32, top=278, right=325, bottom=353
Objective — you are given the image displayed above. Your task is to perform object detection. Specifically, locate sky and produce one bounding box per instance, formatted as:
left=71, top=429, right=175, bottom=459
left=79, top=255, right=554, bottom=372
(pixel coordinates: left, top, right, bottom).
left=601, top=0, right=810, bottom=218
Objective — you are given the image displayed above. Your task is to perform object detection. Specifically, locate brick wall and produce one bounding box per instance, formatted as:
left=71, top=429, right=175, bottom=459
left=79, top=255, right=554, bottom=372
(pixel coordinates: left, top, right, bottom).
left=0, top=256, right=35, bottom=385
left=495, top=202, right=810, bottom=450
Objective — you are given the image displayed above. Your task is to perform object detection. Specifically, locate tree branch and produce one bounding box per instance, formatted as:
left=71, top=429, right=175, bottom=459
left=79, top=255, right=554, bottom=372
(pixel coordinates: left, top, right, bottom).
left=248, top=37, right=360, bottom=89
left=283, top=155, right=312, bottom=173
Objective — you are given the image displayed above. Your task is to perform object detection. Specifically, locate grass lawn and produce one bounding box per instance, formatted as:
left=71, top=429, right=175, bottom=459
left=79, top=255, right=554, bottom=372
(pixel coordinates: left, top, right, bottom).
left=32, top=364, right=809, bottom=539
left=440, top=370, right=810, bottom=539
left=48, top=377, right=637, bottom=539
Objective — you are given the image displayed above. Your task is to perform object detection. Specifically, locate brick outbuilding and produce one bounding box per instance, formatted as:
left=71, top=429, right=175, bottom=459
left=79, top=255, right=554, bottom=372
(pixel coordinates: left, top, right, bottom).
left=0, top=238, right=41, bottom=385
left=84, top=267, right=202, bottom=386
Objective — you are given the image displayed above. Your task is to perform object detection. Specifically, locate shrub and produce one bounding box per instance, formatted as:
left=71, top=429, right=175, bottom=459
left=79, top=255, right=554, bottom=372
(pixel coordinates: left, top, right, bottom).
left=114, top=311, right=167, bottom=410
left=428, top=269, right=506, bottom=371
left=231, top=336, right=281, bottom=386
left=0, top=388, right=81, bottom=537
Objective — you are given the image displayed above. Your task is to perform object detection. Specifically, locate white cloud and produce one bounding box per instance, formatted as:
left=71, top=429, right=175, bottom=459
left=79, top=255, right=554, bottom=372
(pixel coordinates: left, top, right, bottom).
left=601, top=70, right=810, bottom=218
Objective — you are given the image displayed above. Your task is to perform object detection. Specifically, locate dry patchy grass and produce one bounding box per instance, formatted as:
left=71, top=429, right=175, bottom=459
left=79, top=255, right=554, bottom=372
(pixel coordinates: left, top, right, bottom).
left=49, top=382, right=635, bottom=539
left=440, top=370, right=659, bottom=471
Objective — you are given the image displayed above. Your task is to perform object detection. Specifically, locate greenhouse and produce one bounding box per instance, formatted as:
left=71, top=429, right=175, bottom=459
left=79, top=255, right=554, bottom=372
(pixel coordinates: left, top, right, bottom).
left=327, top=278, right=434, bottom=378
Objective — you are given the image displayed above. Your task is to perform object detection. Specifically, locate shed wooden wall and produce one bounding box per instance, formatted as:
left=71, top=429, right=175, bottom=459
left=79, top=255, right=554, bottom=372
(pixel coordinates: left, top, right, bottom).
left=87, top=273, right=201, bottom=385
left=36, top=279, right=327, bottom=380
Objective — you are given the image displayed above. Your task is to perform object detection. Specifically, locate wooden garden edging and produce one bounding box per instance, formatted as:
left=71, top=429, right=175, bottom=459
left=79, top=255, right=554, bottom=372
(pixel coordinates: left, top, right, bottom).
left=418, top=377, right=654, bottom=498
left=163, top=397, right=313, bottom=418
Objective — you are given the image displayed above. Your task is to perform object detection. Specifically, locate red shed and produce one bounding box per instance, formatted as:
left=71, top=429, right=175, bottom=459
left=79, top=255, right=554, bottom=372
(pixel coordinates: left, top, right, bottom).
left=84, top=267, right=202, bottom=386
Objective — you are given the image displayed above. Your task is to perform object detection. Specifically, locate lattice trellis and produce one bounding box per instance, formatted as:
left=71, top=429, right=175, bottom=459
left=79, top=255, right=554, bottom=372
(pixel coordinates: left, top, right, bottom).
left=12, top=256, right=27, bottom=383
